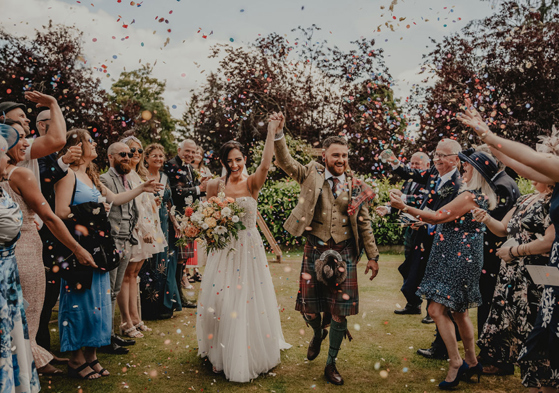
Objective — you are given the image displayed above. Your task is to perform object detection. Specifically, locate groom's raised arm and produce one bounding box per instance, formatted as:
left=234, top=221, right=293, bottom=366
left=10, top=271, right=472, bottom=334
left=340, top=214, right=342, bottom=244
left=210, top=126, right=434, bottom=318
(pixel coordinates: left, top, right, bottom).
left=274, top=136, right=310, bottom=184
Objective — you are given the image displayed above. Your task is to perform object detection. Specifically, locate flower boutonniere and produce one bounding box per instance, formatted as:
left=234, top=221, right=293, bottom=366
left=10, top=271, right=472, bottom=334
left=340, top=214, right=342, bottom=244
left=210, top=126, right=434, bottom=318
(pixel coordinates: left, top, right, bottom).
left=437, top=185, right=454, bottom=199
left=192, top=168, right=201, bottom=182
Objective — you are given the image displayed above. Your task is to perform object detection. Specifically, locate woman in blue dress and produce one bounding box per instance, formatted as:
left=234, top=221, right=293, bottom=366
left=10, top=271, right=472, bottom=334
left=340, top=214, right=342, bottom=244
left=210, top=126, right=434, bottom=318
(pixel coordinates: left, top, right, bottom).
left=54, top=129, right=162, bottom=379
left=140, top=143, right=182, bottom=319
left=459, top=99, right=559, bottom=392
left=390, top=149, right=498, bottom=389
left=0, top=127, right=40, bottom=392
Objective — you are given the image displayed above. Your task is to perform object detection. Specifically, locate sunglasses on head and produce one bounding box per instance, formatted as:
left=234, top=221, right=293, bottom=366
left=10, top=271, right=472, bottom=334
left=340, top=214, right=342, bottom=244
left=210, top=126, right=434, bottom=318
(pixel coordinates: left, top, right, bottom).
left=118, top=152, right=134, bottom=158
left=130, top=147, right=143, bottom=154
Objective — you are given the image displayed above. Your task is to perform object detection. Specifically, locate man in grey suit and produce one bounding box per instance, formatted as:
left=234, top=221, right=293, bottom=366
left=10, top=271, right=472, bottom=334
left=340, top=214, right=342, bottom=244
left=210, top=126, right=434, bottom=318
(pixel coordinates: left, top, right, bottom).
left=99, top=142, right=140, bottom=354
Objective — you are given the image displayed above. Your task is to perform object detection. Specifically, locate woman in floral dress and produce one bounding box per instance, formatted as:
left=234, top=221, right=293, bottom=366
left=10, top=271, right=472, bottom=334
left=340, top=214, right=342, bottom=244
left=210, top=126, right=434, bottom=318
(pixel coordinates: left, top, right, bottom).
left=474, top=182, right=555, bottom=377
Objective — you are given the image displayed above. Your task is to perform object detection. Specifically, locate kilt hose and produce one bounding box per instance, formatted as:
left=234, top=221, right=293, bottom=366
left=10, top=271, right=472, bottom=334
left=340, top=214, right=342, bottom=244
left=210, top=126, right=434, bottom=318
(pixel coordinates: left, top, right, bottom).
left=296, top=234, right=359, bottom=317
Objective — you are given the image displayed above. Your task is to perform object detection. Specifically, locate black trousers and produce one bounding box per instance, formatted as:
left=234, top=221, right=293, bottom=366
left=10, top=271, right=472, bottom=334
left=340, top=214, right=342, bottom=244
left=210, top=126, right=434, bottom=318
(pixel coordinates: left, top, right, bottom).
left=36, top=228, right=59, bottom=352
left=399, top=229, right=433, bottom=308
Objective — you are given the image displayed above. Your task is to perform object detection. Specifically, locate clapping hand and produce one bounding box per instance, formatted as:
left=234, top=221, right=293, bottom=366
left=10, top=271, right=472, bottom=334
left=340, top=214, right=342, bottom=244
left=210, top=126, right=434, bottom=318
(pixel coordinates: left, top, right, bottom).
left=456, top=98, right=491, bottom=137
left=24, top=91, right=58, bottom=108
left=142, top=179, right=164, bottom=193
left=379, top=149, right=397, bottom=164
left=375, top=205, right=390, bottom=217
left=389, top=191, right=406, bottom=210
left=472, top=207, right=489, bottom=223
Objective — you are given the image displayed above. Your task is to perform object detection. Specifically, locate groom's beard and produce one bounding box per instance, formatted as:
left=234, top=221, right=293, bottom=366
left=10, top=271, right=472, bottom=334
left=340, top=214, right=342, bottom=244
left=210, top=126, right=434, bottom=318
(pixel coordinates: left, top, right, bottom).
left=114, top=161, right=132, bottom=175
left=325, top=162, right=347, bottom=176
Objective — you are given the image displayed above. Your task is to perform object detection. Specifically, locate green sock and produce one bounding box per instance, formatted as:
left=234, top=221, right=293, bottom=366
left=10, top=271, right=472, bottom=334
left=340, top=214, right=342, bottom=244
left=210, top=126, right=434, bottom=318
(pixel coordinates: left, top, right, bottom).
left=326, top=318, right=347, bottom=365
left=303, top=314, right=322, bottom=338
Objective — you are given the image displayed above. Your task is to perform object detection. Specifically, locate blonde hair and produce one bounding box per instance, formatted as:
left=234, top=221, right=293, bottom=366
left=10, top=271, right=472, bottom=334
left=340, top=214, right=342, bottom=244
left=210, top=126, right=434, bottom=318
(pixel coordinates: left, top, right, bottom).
left=460, top=165, right=497, bottom=210
left=123, top=138, right=149, bottom=181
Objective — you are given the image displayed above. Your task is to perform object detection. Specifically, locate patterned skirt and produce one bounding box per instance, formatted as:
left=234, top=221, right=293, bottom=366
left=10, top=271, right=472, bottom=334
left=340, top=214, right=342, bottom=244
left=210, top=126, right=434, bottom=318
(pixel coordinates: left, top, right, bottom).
left=295, top=235, right=358, bottom=317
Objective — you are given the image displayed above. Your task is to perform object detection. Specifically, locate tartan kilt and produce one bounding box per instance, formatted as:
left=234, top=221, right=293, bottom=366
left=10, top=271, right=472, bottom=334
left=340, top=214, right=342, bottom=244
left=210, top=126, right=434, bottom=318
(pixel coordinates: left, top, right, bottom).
left=295, top=235, right=359, bottom=317
left=177, top=241, right=198, bottom=267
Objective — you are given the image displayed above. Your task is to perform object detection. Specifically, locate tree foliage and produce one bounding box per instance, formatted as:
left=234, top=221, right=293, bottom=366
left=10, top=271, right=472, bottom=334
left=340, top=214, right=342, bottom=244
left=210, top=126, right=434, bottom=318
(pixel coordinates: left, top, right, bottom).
left=109, top=64, right=177, bottom=154
left=182, top=25, right=407, bottom=176
left=408, top=1, right=559, bottom=154
left=0, top=22, right=118, bottom=162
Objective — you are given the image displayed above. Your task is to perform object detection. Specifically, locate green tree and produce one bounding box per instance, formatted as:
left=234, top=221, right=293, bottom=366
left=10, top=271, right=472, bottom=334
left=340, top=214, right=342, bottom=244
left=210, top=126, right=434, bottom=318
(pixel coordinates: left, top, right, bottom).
left=110, top=64, right=177, bottom=154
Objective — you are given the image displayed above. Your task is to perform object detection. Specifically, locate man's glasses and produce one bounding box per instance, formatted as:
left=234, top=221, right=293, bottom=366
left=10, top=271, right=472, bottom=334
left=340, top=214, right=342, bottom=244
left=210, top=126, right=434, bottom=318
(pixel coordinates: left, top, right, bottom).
left=38, top=118, right=51, bottom=122
left=118, top=152, right=134, bottom=158
left=433, top=152, right=457, bottom=158
left=130, top=147, right=143, bottom=154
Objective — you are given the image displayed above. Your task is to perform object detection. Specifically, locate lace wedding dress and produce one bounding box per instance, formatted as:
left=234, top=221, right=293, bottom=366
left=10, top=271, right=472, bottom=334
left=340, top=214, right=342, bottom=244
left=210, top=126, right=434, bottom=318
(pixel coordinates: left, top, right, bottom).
left=196, top=196, right=291, bottom=382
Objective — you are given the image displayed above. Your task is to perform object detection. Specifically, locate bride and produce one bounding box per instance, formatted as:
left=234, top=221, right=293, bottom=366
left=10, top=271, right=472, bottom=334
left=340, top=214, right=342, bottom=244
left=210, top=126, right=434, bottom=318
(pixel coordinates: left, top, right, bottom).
left=196, top=116, right=291, bottom=382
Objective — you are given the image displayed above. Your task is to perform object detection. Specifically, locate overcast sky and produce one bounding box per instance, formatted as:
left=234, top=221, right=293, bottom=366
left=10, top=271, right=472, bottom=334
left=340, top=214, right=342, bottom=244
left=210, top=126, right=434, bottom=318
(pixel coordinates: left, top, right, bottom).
left=1, top=0, right=496, bottom=118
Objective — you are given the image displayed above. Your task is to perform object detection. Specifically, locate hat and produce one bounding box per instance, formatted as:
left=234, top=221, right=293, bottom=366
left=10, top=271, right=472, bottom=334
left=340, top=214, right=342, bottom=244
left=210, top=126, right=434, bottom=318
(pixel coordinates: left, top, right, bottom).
left=0, top=123, right=20, bottom=153
left=315, top=250, right=347, bottom=288
left=458, top=149, right=499, bottom=190
left=0, top=101, right=26, bottom=116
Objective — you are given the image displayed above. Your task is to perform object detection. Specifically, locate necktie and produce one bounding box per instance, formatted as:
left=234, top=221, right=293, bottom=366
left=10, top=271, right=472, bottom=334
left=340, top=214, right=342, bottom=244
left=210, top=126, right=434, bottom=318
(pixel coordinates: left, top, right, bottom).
left=428, top=177, right=442, bottom=235
left=121, top=175, right=130, bottom=191
left=331, top=177, right=340, bottom=199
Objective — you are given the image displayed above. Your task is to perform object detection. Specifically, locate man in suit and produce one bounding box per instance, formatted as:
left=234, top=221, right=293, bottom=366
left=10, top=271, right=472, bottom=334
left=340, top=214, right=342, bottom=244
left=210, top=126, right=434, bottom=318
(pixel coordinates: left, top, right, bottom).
left=163, top=139, right=207, bottom=308
left=35, top=109, right=83, bottom=361
left=377, top=152, right=431, bottom=318
left=474, top=145, right=519, bottom=374
left=383, top=139, right=463, bottom=359
left=99, top=142, right=139, bottom=354
left=273, top=114, right=379, bottom=386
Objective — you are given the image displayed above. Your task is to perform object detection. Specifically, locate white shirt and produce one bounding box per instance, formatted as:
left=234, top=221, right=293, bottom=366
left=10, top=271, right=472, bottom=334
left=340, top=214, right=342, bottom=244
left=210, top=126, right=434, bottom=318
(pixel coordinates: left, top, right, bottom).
left=437, top=168, right=457, bottom=191
left=17, top=138, right=70, bottom=191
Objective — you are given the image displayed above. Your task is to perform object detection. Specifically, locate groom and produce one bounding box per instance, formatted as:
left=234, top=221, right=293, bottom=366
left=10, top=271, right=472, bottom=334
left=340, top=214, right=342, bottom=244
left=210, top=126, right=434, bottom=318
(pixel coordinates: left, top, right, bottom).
left=272, top=113, right=380, bottom=385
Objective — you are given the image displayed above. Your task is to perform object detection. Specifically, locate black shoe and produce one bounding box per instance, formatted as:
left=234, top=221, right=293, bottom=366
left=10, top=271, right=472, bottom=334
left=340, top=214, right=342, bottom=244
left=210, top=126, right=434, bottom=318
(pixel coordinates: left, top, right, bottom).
left=394, top=305, right=421, bottom=315
left=324, top=363, right=344, bottom=385
left=192, top=273, right=202, bottom=282
left=307, top=328, right=328, bottom=361
left=182, top=300, right=197, bottom=308
left=99, top=342, right=129, bottom=355
left=422, top=315, right=435, bottom=324
left=113, top=335, right=135, bottom=346
left=417, top=347, right=448, bottom=360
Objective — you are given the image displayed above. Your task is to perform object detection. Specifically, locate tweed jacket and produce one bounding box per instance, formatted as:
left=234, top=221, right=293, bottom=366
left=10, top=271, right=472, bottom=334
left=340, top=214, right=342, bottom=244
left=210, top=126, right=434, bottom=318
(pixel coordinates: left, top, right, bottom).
left=100, top=168, right=139, bottom=244
left=274, top=137, right=379, bottom=260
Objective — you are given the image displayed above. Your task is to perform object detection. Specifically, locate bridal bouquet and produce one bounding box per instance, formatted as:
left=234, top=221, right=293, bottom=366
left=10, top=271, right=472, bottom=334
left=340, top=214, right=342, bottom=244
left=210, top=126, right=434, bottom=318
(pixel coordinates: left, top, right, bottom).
left=172, top=193, right=246, bottom=253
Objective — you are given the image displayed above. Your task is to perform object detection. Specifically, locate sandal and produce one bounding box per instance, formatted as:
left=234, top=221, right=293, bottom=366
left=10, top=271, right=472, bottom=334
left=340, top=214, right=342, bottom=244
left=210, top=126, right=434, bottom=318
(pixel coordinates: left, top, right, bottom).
left=37, top=363, right=64, bottom=375
left=89, top=359, right=110, bottom=377
left=134, top=321, right=152, bottom=332
left=68, top=363, right=99, bottom=380
left=120, top=323, right=144, bottom=338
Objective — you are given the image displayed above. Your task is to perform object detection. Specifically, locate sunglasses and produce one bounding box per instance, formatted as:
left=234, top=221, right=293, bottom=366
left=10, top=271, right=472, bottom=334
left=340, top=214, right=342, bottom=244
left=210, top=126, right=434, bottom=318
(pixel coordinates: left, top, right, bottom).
left=118, top=152, right=134, bottom=158
left=88, top=137, right=93, bottom=144
left=130, top=147, right=143, bottom=154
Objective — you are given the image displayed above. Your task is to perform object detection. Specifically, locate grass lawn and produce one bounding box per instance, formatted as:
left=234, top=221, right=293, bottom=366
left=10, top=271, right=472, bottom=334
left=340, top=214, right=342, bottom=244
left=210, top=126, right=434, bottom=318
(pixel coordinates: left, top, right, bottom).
left=41, top=251, right=526, bottom=393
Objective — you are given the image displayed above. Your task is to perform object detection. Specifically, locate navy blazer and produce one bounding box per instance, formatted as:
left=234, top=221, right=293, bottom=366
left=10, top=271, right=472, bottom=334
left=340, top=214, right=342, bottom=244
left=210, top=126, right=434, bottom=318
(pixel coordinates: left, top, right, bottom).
left=164, top=155, right=203, bottom=213
left=485, top=170, right=520, bottom=250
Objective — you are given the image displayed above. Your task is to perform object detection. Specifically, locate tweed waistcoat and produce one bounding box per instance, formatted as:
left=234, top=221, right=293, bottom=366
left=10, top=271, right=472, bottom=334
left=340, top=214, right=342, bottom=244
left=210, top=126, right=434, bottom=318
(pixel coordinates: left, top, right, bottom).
left=309, top=181, right=352, bottom=244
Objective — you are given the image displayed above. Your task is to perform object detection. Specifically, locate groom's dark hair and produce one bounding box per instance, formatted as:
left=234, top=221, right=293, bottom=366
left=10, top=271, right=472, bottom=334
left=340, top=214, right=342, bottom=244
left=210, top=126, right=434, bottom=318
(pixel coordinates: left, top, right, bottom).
left=322, top=136, right=348, bottom=150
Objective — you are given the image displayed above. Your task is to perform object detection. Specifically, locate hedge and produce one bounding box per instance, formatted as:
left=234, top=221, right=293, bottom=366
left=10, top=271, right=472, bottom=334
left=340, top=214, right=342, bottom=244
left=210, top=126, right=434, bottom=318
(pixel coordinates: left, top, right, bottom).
left=257, top=177, right=405, bottom=250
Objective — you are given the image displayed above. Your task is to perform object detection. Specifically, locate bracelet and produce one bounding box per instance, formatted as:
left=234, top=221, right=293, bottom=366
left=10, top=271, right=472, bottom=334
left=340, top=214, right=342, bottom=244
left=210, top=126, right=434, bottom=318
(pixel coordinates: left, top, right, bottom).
left=273, top=130, right=285, bottom=141
left=479, top=130, right=492, bottom=140
left=402, top=206, right=409, bottom=213
left=509, top=247, right=515, bottom=259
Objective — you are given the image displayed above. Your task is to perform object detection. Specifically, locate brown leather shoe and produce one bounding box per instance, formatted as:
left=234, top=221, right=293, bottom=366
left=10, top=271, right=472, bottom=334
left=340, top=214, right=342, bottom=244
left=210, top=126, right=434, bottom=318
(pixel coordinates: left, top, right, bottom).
left=307, top=328, right=328, bottom=361
left=324, top=363, right=344, bottom=385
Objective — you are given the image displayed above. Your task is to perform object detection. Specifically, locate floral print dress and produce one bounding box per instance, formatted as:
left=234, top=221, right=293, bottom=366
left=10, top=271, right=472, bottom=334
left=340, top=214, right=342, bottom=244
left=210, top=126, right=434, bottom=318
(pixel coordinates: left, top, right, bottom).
left=518, top=184, right=559, bottom=388
left=477, top=193, right=551, bottom=373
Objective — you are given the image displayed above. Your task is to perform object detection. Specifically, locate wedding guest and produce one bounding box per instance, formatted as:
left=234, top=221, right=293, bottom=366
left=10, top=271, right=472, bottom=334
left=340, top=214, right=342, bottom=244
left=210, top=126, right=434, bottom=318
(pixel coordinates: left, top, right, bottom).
left=117, top=136, right=166, bottom=335
left=474, top=181, right=554, bottom=377
left=192, top=145, right=213, bottom=178
left=377, top=151, right=430, bottom=320
left=164, top=139, right=206, bottom=308
left=473, top=145, right=519, bottom=372
left=382, top=139, right=463, bottom=357
left=1, top=120, right=96, bottom=376
left=390, top=148, right=498, bottom=389
left=55, top=130, right=162, bottom=378
left=100, top=142, right=162, bottom=354
left=0, top=127, right=40, bottom=392
left=458, top=100, right=559, bottom=392
left=140, top=143, right=182, bottom=319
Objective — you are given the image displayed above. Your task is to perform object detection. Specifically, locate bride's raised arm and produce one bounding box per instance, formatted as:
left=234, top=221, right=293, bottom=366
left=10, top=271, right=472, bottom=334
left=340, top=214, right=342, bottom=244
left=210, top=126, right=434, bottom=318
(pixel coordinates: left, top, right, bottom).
left=249, top=112, right=282, bottom=195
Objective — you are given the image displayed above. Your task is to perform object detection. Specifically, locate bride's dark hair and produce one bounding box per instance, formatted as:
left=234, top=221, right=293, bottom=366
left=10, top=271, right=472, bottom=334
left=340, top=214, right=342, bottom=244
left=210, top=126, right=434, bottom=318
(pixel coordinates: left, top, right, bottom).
left=220, top=140, right=246, bottom=182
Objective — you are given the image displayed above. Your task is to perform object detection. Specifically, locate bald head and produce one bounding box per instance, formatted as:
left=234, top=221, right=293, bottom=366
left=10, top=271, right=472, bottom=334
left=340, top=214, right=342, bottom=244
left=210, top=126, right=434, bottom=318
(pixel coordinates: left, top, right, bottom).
left=434, top=139, right=461, bottom=176
left=108, top=142, right=128, bottom=156
left=36, top=110, right=51, bottom=136
left=410, top=152, right=430, bottom=170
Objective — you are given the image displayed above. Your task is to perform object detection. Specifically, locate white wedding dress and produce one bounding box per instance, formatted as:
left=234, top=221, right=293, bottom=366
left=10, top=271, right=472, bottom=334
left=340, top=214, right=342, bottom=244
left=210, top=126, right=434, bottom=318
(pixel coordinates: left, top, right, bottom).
left=196, top=196, right=291, bottom=382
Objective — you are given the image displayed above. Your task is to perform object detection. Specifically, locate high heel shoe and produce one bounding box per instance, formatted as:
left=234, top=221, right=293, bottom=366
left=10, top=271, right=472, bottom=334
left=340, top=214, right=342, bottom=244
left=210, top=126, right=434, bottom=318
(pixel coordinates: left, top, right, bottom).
left=439, top=360, right=469, bottom=390
left=463, top=362, right=482, bottom=383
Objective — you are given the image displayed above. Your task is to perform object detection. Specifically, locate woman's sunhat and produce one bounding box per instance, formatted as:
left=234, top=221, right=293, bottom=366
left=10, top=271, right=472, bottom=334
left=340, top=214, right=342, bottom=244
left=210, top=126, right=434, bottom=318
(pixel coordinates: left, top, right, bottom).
left=0, top=123, right=20, bottom=152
